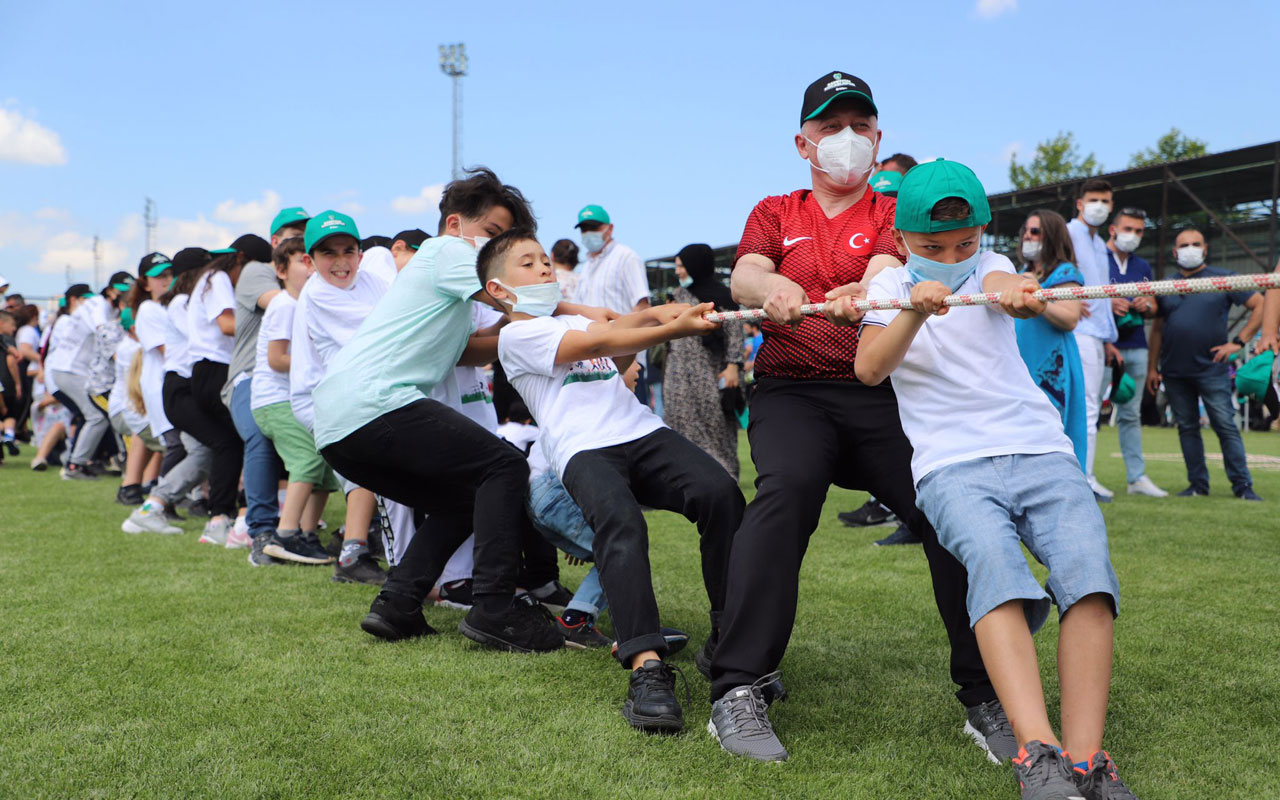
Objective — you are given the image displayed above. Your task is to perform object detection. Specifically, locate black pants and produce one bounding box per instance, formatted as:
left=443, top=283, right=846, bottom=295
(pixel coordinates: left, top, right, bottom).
left=710, top=378, right=994, bottom=708
left=175, top=361, right=243, bottom=517
left=321, top=398, right=542, bottom=610
left=562, top=427, right=744, bottom=667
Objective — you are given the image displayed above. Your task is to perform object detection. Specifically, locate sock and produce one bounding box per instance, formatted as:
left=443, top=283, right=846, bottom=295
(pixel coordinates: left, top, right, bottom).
left=2, top=429, right=14, bottom=441
left=1074, top=760, right=1089, bottom=772
left=276, top=527, right=300, bottom=540
left=140, top=498, right=165, bottom=514
left=529, top=580, right=559, bottom=600
left=561, top=609, right=591, bottom=626
left=339, top=539, right=368, bottom=568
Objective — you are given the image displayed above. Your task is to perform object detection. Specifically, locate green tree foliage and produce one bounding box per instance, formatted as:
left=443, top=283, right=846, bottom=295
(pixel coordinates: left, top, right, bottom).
left=1009, top=131, right=1102, bottom=190
left=1129, top=127, right=1209, bottom=168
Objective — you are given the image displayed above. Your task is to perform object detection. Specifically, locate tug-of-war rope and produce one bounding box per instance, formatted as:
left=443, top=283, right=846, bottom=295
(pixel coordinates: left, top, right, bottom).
left=702, top=272, right=1280, bottom=324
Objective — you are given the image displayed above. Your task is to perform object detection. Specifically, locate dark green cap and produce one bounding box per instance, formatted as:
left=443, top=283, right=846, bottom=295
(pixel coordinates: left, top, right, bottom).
left=304, top=210, right=361, bottom=254
left=893, top=159, right=992, bottom=234
left=270, top=207, right=311, bottom=237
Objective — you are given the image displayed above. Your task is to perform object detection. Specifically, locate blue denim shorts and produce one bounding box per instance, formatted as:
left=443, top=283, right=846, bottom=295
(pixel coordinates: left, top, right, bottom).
left=916, top=451, right=1119, bottom=633
left=527, top=469, right=595, bottom=561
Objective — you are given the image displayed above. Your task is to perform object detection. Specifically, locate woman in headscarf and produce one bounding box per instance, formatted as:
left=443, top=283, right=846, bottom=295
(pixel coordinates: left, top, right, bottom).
left=661, top=243, right=744, bottom=479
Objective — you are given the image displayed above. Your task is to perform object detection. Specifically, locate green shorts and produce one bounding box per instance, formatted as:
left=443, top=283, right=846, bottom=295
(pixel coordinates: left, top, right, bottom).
left=253, top=402, right=340, bottom=491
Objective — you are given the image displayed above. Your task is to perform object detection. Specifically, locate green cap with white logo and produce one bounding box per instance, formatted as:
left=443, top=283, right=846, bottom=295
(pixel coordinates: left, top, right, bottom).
left=270, top=207, right=311, bottom=237
left=870, top=170, right=902, bottom=195
left=304, top=210, right=361, bottom=254
left=893, top=159, right=992, bottom=234
left=575, top=204, right=610, bottom=228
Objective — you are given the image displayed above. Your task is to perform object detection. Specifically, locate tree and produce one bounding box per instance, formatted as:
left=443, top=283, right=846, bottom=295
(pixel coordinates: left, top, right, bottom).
left=1009, top=131, right=1102, bottom=190
left=1128, top=127, right=1208, bottom=168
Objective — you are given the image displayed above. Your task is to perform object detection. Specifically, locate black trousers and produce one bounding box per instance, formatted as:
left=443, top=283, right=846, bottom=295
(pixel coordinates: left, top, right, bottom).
left=176, top=361, right=243, bottom=517
left=709, top=378, right=994, bottom=708
left=561, top=427, right=745, bottom=667
left=321, top=398, right=544, bottom=609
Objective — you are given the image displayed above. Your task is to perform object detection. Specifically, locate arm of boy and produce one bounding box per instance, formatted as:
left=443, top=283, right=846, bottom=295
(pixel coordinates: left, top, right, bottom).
left=216, top=309, right=235, bottom=336
left=554, top=303, right=718, bottom=365
left=983, top=271, right=1045, bottom=319
left=457, top=333, right=501, bottom=367
left=854, top=281, right=949, bottom=385
left=267, top=339, right=290, bottom=373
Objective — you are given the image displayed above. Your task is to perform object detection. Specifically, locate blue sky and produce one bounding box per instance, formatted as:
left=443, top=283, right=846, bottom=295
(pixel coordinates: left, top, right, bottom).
left=2, top=0, right=1277, bottom=297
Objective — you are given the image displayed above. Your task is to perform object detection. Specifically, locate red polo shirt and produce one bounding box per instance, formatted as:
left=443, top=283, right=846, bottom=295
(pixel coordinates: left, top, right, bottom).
left=734, top=188, right=898, bottom=380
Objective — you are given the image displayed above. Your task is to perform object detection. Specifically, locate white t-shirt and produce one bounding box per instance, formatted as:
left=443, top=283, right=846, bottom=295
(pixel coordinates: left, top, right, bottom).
left=17, top=324, right=40, bottom=375
left=360, top=246, right=399, bottom=285
left=163, top=295, right=196, bottom=378
left=861, top=252, right=1074, bottom=485
left=290, top=268, right=392, bottom=431
left=44, top=310, right=91, bottom=374
left=428, top=303, right=501, bottom=432
left=108, top=336, right=148, bottom=433
left=135, top=300, right=172, bottom=435
left=498, top=314, right=665, bottom=478
left=187, top=271, right=236, bottom=364
left=497, top=420, right=540, bottom=454
left=251, top=292, right=295, bottom=411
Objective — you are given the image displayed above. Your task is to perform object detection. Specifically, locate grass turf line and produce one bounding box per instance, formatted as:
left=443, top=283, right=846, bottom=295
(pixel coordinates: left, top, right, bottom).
left=1, top=427, right=1278, bottom=798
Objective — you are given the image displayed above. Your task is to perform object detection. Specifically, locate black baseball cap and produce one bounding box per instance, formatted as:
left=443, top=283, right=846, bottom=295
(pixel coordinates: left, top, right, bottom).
left=800, top=71, right=878, bottom=125
left=392, top=229, right=430, bottom=251
left=211, top=233, right=272, bottom=264
left=106, top=271, right=135, bottom=293
left=171, top=247, right=212, bottom=276
left=360, top=235, right=393, bottom=251
left=66, top=283, right=94, bottom=299
left=137, top=252, right=173, bottom=278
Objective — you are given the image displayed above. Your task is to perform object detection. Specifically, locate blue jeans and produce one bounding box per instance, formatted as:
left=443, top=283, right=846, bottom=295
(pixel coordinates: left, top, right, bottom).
left=1116, top=348, right=1149, bottom=483
left=1162, top=373, right=1253, bottom=494
left=528, top=469, right=606, bottom=615
left=229, top=378, right=280, bottom=536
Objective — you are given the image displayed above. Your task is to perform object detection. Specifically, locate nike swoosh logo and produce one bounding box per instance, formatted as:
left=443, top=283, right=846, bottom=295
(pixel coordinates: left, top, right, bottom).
left=783, top=236, right=812, bottom=247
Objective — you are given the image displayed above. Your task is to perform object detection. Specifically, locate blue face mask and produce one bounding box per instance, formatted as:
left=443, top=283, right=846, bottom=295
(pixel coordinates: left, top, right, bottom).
left=678, top=275, right=694, bottom=288
left=903, top=239, right=981, bottom=292
left=496, top=280, right=561, bottom=317
left=582, top=231, right=606, bottom=254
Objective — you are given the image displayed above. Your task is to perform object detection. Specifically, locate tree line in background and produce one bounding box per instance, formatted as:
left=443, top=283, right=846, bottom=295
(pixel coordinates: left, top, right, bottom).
left=1008, top=128, right=1209, bottom=190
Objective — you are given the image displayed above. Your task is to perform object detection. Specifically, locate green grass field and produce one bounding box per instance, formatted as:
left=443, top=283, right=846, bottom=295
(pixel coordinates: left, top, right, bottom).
left=2, top=426, right=1278, bottom=799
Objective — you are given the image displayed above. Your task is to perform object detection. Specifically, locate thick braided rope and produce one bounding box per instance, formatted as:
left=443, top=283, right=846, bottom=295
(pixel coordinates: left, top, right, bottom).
left=703, top=272, right=1280, bottom=323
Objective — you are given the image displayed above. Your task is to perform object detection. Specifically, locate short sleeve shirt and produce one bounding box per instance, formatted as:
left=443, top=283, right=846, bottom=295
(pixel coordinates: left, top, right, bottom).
left=187, top=271, right=236, bottom=364
left=1155, top=265, right=1258, bottom=379
left=1108, top=251, right=1154, bottom=350
left=226, top=261, right=282, bottom=388
left=251, top=292, right=295, bottom=410
left=735, top=188, right=898, bottom=380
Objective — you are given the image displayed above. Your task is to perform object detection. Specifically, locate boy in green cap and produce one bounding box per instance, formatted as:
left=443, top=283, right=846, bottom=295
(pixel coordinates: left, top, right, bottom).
left=851, top=160, right=1137, bottom=800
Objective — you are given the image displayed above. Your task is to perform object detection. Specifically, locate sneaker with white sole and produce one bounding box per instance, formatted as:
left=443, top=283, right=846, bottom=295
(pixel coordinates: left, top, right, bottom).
left=198, top=517, right=233, bottom=546
left=1013, top=741, right=1086, bottom=800
left=225, top=525, right=252, bottom=549
left=122, top=504, right=183, bottom=535
left=964, top=698, right=1018, bottom=763
left=708, top=672, right=789, bottom=763
left=1125, top=475, right=1168, bottom=497
left=1087, top=476, right=1114, bottom=503
left=262, top=531, right=335, bottom=565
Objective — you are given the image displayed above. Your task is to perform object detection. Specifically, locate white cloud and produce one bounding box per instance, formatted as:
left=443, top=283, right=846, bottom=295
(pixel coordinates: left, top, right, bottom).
left=213, top=189, right=281, bottom=234
left=338, top=201, right=365, bottom=215
left=391, top=184, right=446, bottom=216
left=0, top=107, right=68, bottom=166
left=34, top=206, right=69, bottom=221
left=975, top=0, right=1016, bottom=18
left=1000, top=141, right=1022, bottom=164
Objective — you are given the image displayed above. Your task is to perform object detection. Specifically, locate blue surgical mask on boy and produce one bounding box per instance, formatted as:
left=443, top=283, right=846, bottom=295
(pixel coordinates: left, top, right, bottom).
left=582, top=231, right=606, bottom=254
left=495, top=280, right=561, bottom=317
left=903, top=240, right=981, bottom=292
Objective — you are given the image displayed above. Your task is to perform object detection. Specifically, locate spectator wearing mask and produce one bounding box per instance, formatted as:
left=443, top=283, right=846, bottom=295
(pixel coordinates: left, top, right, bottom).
left=550, top=239, right=580, bottom=301
left=1067, top=178, right=1121, bottom=502
left=1147, top=228, right=1264, bottom=501
left=1105, top=208, right=1166, bottom=497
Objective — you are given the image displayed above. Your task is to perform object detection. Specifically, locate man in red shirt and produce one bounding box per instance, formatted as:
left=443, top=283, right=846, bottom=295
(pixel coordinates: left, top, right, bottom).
left=705, top=72, right=1005, bottom=764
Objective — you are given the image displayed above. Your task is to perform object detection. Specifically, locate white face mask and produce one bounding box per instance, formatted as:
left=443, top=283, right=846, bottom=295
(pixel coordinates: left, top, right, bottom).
left=582, top=231, right=606, bottom=254
left=1175, top=245, right=1205, bottom=270
left=462, top=235, right=490, bottom=251
left=1114, top=231, right=1142, bottom=253
left=495, top=279, right=561, bottom=317
left=1081, top=200, right=1111, bottom=227
left=804, top=127, right=876, bottom=185
left=1020, top=240, right=1042, bottom=262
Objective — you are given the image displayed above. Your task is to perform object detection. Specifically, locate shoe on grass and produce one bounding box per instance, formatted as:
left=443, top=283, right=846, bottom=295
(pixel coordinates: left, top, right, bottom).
left=1176, top=485, right=1208, bottom=497
left=623, top=659, right=684, bottom=733
left=30, top=457, right=48, bottom=471
left=198, top=517, right=233, bottom=546
left=262, top=531, right=335, bottom=565
left=1012, top=741, right=1085, bottom=800
left=874, top=523, right=922, bottom=546
left=708, top=672, right=788, bottom=762
left=116, top=484, right=144, bottom=506
left=696, top=635, right=788, bottom=704
left=837, top=499, right=895, bottom=527
left=333, top=552, right=388, bottom=585
left=1073, top=750, right=1138, bottom=800
left=224, top=525, right=252, bottom=550
left=247, top=532, right=279, bottom=567
left=530, top=580, right=576, bottom=615
left=1235, top=486, right=1263, bottom=502
left=361, top=593, right=438, bottom=641
left=435, top=579, right=474, bottom=610
left=458, top=600, right=564, bottom=653
left=61, top=463, right=98, bottom=481
left=1125, top=475, right=1167, bottom=497
left=964, top=698, right=1018, bottom=764
left=556, top=613, right=612, bottom=649
left=122, top=505, right=182, bottom=535
left=661, top=626, right=689, bottom=656
left=1087, top=476, right=1114, bottom=501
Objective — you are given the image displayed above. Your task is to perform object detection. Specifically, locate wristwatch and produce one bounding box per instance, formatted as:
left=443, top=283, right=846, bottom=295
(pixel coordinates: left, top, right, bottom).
left=1232, top=336, right=1247, bottom=348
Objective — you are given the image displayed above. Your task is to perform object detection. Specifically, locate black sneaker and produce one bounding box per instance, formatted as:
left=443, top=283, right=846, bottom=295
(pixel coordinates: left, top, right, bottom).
left=333, top=552, right=388, bottom=585
left=696, top=635, right=788, bottom=705
left=116, top=484, right=144, bottom=506
left=4, top=439, right=18, bottom=456
left=1176, top=485, right=1208, bottom=497
left=964, top=698, right=1018, bottom=764
left=181, top=498, right=211, bottom=518
left=435, top=579, right=474, bottom=610
left=1074, top=750, right=1138, bottom=800
left=247, top=532, right=279, bottom=567
left=661, top=626, right=689, bottom=656
left=458, top=600, right=565, bottom=653
left=1235, top=486, right=1263, bottom=502
left=325, top=529, right=344, bottom=558
left=262, top=532, right=335, bottom=565
left=837, top=499, right=895, bottom=527
left=60, top=463, right=98, bottom=481
left=531, top=580, right=575, bottom=615
left=163, top=505, right=186, bottom=524
left=623, top=659, right=684, bottom=733
left=874, top=523, right=923, bottom=546
left=556, top=613, right=612, bottom=649
left=361, top=593, right=438, bottom=642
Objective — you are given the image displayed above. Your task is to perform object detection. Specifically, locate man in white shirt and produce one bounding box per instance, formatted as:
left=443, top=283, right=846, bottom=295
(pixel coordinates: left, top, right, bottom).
left=572, top=204, right=653, bottom=404
left=1066, top=178, right=1120, bottom=502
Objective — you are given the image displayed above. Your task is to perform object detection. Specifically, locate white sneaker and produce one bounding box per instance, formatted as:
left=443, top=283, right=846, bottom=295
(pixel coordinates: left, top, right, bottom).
left=199, top=517, right=233, bottom=546
left=1127, top=475, right=1169, bottom=497
left=225, top=516, right=252, bottom=549
left=122, top=504, right=182, bottom=535
left=1087, top=475, right=1115, bottom=500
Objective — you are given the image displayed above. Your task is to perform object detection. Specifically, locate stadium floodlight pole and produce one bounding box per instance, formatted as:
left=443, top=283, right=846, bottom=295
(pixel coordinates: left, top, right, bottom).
left=144, top=197, right=157, bottom=253
left=439, top=43, right=468, bottom=180
left=93, top=235, right=102, bottom=287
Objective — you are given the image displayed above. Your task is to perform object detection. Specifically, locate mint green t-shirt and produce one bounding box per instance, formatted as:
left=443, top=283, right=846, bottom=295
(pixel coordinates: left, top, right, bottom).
left=312, top=236, right=482, bottom=449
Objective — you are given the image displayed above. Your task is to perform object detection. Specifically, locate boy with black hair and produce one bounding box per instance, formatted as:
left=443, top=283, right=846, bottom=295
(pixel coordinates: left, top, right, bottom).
left=390, top=229, right=429, bottom=270
left=854, top=160, right=1134, bottom=800
left=481, top=228, right=745, bottom=732
left=316, top=167, right=594, bottom=654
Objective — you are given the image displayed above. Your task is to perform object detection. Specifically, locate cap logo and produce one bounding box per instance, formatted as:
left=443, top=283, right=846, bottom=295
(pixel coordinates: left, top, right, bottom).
left=321, top=216, right=345, bottom=230
left=582, top=210, right=594, bottom=217
left=825, top=78, right=857, bottom=93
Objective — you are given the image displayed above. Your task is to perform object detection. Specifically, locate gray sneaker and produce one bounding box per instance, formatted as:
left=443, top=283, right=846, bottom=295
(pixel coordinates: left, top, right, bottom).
left=965, top=698, right=1018, bottom=763
left=122, top=505, right=183, bottom=535
left=1075, top=751, right=1138, bottom=800
left=198, top=517, right=233, bottom=546
left=708, top=672, right=789, bottom=763
left=1012, top=740, right=1086, bottom=800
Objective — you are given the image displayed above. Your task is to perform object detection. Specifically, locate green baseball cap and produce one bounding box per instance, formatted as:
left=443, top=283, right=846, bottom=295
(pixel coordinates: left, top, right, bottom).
left=304, top=210, right=361, bottom=254
left=270, top=206, right=311, bottom=237
left=870, top=169, right=902, bottom=195
left=894, top=159, right=992, bottom=234
left=575, top=204, right=611, bottom=228
left=1235, top=350, right=1275, bottom=402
